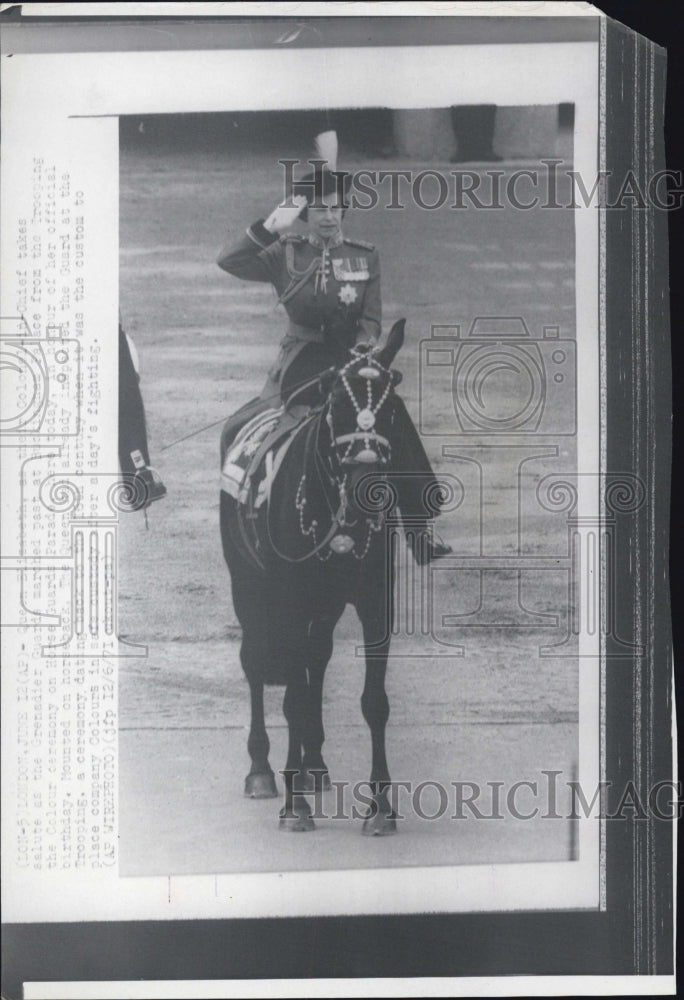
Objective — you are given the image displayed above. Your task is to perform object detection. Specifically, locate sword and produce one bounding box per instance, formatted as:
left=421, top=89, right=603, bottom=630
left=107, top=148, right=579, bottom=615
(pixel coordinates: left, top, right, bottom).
left=160, top=366, right=336, bottom=452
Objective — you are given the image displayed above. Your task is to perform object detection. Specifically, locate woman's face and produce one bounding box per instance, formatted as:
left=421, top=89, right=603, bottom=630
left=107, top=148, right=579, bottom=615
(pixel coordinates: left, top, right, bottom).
left=307, top=191, right=344, bottom=242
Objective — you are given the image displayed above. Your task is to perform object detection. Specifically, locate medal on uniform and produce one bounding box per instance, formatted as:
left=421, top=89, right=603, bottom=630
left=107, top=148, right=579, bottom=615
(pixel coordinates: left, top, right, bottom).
left=333, top=257, right=370, bottom=281
left=339, top=283, right=357, bottom=305
left=314, top=247, right=330, bottom=295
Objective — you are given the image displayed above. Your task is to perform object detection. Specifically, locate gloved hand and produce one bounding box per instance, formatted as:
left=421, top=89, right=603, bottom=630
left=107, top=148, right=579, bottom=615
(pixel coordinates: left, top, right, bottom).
left=263, top=194, right=308, bottom=233
left=133, top=465, right=167, bottom=508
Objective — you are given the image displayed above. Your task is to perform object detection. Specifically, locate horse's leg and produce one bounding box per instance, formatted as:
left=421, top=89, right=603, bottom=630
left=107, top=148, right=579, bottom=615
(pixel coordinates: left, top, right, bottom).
left=303, top=609, right=344, bottom=792
left=280, top=665, right=317, bottom=832
left=243, top=665, right=277, bottom=799
left=357, top=607, right=397, bottom=837
left=220, top=491, right=277, bottom=798
left=304, top=660, right=330, bottom=791
left=274, top=601, right=319, bottom=832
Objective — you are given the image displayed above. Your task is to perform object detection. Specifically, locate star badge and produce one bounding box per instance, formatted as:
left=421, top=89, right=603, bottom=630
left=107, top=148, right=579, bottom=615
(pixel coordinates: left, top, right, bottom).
left=338, top=284, right=358, bottom=305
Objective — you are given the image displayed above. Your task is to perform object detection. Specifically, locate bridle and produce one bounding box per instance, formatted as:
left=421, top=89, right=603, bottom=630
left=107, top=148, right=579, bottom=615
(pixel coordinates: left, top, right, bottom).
left=263, top=352, right=398, bottom=564
left=326, top=352, right=395, bottom=467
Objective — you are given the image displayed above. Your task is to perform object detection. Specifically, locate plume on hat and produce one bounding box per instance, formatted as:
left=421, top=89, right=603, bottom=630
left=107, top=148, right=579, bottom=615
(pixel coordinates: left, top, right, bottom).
left=313, top=130, right=338, bottom=172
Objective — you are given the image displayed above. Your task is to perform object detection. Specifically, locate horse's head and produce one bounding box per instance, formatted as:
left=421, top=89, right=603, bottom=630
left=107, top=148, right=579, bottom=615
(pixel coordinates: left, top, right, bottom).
left=315, top=319, right=405, bottom=531
left=322, top=319, right=405, bottom=471
left=269, top=321, right=406, bottom=563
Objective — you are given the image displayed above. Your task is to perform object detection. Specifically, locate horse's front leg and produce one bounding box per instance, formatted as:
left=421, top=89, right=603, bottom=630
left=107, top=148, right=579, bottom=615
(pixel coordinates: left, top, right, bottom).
left=358, top=612, right=397, bottom=836
left=303, top=610, right=344, bottom=793
left=221, top=492, right=278, bottom=799
left=244, top=671, right=277, bottom=799
left=280, top=668, right=317, bottom=831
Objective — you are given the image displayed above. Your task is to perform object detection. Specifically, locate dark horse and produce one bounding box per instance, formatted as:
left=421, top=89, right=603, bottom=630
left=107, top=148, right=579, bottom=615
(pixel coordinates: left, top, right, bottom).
left=220, top=321, right=408, bottom=834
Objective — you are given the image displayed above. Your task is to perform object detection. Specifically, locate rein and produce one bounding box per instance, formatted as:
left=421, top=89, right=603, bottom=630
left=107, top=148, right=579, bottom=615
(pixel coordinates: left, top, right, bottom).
left=236, top=351, right=396, bottom=568
left=265, top=412, right=346, bottom=564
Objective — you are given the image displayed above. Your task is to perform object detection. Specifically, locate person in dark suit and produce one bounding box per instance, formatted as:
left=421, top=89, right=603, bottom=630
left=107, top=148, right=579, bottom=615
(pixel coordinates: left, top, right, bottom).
left=119, top=318, right=166, bottom=508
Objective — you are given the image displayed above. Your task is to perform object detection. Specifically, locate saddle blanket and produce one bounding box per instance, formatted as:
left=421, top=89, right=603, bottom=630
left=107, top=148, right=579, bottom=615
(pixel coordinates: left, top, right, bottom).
left=221, top=407, right=286, bottom=506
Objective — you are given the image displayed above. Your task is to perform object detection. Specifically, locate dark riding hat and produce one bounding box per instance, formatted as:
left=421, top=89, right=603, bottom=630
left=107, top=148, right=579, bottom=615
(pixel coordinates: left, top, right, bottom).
left=291, top=166, right=351, bottom=220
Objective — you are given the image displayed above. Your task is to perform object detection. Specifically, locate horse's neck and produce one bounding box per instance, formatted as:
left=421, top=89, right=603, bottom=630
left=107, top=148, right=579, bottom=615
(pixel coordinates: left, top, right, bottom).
left=273, top=411, right=337, bottom=522
left=301, top=413, right=337, bottom=509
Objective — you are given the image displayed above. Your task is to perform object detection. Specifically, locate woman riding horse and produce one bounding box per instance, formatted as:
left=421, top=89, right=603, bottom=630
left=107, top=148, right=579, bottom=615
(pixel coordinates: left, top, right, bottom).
left=216, top=160, right=451, bottom=564
left=220, top=327, right=411, bottom=833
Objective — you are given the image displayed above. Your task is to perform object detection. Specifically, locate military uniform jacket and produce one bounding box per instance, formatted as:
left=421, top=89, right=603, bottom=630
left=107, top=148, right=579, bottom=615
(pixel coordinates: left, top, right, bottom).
left=217, top=220, right=381, bottom=380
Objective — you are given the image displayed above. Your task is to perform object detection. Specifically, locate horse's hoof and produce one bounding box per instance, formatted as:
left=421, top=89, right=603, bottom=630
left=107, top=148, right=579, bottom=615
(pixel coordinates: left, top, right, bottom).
left=279, top=811, right=316, bottom=833
left=361, top=809, right=398, bottom=837
left=244, top=772, right=278, bottom=798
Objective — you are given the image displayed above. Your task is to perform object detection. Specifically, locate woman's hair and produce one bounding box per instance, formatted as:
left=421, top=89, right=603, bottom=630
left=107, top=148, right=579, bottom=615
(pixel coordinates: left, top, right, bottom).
left=291, top=167, right=351, bottom=220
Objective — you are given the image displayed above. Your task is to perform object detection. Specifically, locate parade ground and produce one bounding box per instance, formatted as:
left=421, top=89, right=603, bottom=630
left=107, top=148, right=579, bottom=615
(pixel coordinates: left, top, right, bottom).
left=117, top=115, right=579, bottom=878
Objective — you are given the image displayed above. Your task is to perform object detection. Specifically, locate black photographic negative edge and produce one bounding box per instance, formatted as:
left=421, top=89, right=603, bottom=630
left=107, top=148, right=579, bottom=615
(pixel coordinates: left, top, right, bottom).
left=601, top=11, right=674, bottom=978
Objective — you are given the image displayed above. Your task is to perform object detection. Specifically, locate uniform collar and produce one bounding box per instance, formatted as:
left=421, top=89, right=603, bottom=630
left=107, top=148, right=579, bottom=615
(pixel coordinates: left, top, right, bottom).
left=308, top=231, right=344, bottom=251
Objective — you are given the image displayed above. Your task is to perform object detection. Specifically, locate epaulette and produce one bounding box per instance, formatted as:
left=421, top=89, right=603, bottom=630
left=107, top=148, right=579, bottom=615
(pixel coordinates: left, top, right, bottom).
left=343, top=237, right=375, bottom=251
left=280, top=233, right=307, bottom=244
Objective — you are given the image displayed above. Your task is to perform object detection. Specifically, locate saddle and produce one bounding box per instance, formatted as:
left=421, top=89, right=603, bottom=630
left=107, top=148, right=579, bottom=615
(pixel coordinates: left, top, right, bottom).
left=221, top=405, right=310, bottom=510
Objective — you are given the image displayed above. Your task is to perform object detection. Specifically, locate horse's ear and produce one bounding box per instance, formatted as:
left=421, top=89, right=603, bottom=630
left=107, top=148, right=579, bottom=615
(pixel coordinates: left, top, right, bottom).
left=375, top=318, right=405, bottom=369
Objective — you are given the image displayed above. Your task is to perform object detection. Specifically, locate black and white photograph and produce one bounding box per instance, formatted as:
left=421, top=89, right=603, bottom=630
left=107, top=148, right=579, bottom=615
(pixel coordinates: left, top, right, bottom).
left=118, top=103, right=585, bottom=882
left=0, top=3, right=675, bottom=996
left=110, top=18, right=607, bottom=911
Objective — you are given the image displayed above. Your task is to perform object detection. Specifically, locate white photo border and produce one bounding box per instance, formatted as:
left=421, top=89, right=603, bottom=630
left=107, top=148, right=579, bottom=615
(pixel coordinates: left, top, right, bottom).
left=1, top=33, right=601, bottom=923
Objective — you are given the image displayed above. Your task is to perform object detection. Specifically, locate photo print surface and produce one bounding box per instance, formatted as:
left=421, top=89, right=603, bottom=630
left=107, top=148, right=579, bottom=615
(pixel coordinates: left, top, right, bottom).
left=2, top=24, right=603, bottom=923
left=117, top=102, right=589, bottom=888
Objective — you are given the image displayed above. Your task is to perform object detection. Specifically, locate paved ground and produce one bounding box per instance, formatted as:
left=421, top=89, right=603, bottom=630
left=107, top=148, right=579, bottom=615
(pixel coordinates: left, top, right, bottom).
left=118, top=125, right=578, bottom=877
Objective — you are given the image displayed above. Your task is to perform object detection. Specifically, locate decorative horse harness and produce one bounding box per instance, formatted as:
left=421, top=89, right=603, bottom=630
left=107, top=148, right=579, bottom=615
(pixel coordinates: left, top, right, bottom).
left=230, top=351, right=396, bottom=567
